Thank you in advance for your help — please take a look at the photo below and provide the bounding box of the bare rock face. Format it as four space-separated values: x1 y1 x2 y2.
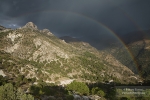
22 22 38 30
41 29 53 36
42 29 50 33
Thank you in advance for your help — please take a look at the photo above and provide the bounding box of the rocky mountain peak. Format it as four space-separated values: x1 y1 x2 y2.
22 22 38 30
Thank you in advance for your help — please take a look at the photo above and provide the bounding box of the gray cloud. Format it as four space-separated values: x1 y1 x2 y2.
0 0 150 49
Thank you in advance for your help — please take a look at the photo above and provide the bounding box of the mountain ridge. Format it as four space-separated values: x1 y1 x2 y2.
0 22 141 85
60 36 82 43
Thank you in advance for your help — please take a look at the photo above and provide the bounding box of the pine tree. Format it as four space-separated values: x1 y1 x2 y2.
0 83 34 100
0 83 16 100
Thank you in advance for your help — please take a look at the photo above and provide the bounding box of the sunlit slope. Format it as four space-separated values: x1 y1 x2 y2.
0 22 140 85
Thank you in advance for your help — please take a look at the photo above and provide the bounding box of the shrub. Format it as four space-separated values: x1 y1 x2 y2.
66 81 89 95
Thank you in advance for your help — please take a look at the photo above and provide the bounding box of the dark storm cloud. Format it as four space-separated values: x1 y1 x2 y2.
0 0 150 49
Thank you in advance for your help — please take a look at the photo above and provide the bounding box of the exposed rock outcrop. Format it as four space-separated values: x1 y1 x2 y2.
22 22 38 30
41 29 53 36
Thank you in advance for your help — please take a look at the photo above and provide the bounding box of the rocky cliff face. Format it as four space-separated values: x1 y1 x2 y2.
0 22 141 84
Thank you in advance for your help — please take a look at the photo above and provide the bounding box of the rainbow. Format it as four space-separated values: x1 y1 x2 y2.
14 10 139 73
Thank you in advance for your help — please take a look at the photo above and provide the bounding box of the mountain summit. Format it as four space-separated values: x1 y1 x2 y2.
22 22 38 30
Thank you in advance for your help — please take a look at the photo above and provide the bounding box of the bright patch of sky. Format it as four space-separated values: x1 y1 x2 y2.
8 23 19 29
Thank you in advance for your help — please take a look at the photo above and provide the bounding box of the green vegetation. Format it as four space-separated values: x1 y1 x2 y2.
66 81 89 95
0 75 7 85
0 83 34 100
91 87 105 97
30 82 68 97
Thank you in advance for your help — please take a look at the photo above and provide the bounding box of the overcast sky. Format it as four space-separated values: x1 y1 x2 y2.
0 0 150 49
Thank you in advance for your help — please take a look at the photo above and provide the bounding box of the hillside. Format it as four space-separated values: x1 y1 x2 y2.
107 31 150 81
128 39 150 80
0 22 140 86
